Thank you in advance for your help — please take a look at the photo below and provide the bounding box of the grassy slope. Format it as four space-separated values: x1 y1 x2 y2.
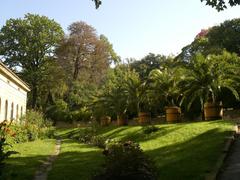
8 120 231 180
96 120 233 180
2 139 56 180
47 139 104 180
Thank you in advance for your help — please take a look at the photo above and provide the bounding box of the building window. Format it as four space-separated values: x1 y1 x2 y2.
16 104 19 120
0 97 1 115
5 100 8 120
21 106 23 117
11 102 14 120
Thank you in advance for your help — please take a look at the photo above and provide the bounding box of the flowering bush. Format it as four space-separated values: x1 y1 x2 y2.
19 110 54 141
5 110 54 145
0 121 18 177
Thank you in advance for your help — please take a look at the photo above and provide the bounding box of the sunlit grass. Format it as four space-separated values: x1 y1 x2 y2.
48 139 104 180
97 120 233 179
2 139 56 180
3 120 233 180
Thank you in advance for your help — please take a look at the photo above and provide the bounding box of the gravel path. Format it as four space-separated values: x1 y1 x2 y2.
34 139 61 180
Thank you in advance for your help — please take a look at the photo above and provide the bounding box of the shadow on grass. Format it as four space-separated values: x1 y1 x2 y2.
55 128 82 139
56 124 184 144
2 140 104 180
2 155 50 180
96 125 183 144
145 128 233 180
48 143 104 180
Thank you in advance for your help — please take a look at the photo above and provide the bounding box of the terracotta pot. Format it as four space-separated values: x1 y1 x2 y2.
165 106 181 123
204 102 223 120
100 116 111 126
138 112 151 125
117 115 127 126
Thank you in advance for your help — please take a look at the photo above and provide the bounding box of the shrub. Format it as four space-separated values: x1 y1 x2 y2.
94 140 157 180
5 125 28 144
45 99 69 122
143 125 159 134
68 109 91 123
90 136 106 148
76 122 106 148
4 110 55 144
0 121 18 177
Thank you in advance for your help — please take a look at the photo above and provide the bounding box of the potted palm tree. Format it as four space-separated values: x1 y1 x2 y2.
149 68 182 123
137 83 152 125
180 52 240 120
124 72 152 125
94 66 140 126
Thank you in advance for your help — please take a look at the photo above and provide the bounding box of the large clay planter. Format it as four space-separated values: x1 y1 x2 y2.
165 106 181 123
100 116 111 126
117 115 127 126
138 112 151 125
204 102 223 120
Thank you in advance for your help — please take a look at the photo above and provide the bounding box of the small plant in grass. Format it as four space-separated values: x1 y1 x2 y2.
91 136 106 148
77 126 106 148
94 140 157 180
143 125 159 134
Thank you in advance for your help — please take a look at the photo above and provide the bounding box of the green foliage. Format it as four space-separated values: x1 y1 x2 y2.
93 0 102 9
93 64 154 120
178 18 240 62
66 122 106 148
5 125 28 144
180 51 240 110
130 53 172 80
46 99 69 122
100 35 120 64
94 140 157 180
92 0 240 11
14 110 55 142
142 125 159 134
0 13 64 108
93 66 138 118
201 0 240 11
149 68 182 107
207 18 240 55
0 121 18 177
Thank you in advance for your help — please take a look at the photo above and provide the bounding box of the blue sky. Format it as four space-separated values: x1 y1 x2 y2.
0 0 240 59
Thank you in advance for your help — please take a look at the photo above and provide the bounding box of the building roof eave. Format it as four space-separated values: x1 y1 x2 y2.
0 62 31 92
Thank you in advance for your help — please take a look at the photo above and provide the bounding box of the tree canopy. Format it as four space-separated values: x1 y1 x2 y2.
177 18 240 62
0 13 64 108
201 0 240 11
92 0 240 11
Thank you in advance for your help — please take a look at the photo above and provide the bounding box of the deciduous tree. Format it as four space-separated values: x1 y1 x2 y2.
57 21 117 85
0 14 64 108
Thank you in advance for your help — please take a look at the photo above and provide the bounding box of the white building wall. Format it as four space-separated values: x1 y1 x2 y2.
0 73 28 122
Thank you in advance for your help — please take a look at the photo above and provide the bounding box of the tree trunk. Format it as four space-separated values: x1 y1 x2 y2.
31 84 37 109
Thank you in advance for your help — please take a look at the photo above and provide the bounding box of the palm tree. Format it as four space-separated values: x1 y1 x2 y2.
149 68 182 122
180 52 240 120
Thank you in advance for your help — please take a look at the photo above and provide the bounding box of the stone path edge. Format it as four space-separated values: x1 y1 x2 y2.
34 139 61 180
205 125 238 180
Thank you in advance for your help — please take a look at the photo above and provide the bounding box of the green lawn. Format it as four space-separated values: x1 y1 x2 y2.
97 120 233 179
48 139 104 180
2 139 56 180
2 120 234 180
55 120 233 180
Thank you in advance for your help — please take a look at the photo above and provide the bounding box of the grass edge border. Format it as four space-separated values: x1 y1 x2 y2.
205 124 238 180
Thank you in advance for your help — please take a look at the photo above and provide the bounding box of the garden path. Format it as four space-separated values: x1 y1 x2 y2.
217 125 240 180
34 139 61 180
